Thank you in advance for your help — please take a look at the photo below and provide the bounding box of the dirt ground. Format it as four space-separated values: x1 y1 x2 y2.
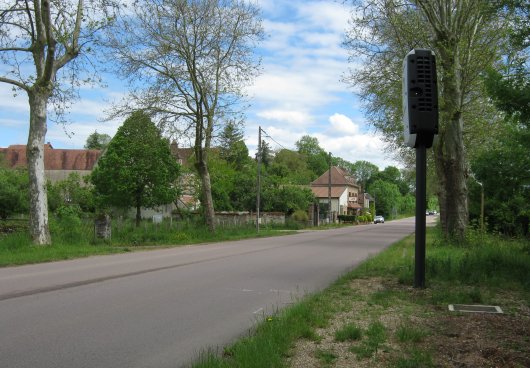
288 278 530 368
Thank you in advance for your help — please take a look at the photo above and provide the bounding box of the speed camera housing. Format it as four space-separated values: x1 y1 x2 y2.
403 49 438 148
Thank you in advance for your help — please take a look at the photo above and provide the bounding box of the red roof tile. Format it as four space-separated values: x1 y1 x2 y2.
0 144 101 170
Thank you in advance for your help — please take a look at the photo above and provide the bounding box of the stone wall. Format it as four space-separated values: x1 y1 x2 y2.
214 211 285 226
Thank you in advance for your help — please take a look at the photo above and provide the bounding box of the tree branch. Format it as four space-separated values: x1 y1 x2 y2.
0 76 29 92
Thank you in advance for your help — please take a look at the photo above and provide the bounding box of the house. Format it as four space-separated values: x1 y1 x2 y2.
310 166 363 222
0 143 101 183
0 142 199 217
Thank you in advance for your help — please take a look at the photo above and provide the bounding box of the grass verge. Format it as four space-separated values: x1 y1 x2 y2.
0 219 296 267
191 227 530 367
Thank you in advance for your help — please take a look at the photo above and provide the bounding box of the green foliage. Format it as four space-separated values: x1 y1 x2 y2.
47 173 95 213
218 121 250 170
261 185 314 215
338 215 356 223
399 194 415 216
291 209 309 222
295 135 329 177
352 160 379 190
209 150 256 212
90 111 181 222
369 179 401 218
269 149 314 184
51 205 84 244
0 168 29 219
84 130 111 150
471 123 529 236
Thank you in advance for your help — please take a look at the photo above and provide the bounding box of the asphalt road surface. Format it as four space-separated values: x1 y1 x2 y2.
0 217 427 368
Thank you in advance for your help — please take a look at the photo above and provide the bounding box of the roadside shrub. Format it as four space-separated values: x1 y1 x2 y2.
291 210 309 222
338 215 356 223
52 205 85 244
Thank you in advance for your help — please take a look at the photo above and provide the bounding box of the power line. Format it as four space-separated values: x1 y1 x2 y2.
259 128 293 152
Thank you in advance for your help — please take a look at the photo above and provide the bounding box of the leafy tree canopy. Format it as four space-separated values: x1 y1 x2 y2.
90 111 181 225
85 131 112 150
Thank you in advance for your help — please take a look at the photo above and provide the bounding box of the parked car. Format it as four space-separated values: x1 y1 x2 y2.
374 215 385 224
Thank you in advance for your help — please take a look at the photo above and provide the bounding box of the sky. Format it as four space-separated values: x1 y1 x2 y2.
0 0 399 169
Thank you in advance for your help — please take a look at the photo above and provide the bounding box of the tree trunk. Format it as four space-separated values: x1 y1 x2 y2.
195 159 215 232
27 91 52 245
135 199 142 227
435 42 469 241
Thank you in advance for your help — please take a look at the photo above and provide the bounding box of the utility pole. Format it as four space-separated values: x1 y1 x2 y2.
328 152 332 224
256 127 262 232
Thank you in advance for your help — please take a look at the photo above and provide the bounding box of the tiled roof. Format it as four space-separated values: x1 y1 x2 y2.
0 144 101 170
311 186 347 198
311 166 359 187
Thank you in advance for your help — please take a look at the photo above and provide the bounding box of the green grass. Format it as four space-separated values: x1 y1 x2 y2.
350 321 388 358
395 324 429 343
395 348 434 368
0 217 296 267
190 226 530 367
315 349 337 365
334 322 362 342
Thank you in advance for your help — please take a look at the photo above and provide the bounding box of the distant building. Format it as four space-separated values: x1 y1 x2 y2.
0 143 101 183
310 166 363 222
0 142 200 217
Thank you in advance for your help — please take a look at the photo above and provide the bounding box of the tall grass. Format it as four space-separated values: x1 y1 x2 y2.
0 216 294 266
353 226 530 291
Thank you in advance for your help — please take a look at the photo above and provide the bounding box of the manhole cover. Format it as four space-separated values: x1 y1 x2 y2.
448 304 503 314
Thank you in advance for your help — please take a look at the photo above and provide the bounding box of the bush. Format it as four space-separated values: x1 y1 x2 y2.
291 210 309 222
52 205 85 244
338 215 356 223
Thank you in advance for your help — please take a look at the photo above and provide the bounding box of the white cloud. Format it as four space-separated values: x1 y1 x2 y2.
257 109 313 126
328 113 359 135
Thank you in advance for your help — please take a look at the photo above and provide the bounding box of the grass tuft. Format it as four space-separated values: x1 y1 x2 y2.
334 323 362 342
396 324 429 343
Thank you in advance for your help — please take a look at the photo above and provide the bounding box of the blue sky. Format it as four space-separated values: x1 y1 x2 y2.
0 0 399 169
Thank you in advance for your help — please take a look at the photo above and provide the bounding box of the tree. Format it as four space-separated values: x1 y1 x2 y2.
258 139 273 167
90 111 181 226
370 179 401 219
351 160 379 191
476 1 529 236
295 135 329 177
85 131 111 150
0 0 117 244
107 0 263 232
269 149 314 185
218 121 251 170
344 0 509 240
371 166 410 196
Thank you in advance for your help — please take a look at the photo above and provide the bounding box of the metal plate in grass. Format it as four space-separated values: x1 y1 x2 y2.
448 304 503 314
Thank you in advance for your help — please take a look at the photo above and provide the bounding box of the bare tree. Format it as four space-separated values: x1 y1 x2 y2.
0 0 117 244
107 0 263 232
344 0 508 240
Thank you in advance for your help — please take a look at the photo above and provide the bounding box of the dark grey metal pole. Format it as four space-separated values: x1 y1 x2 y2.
256 127 261 233
415 143 427 288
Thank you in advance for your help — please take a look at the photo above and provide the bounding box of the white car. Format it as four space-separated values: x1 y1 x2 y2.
374 215 385 224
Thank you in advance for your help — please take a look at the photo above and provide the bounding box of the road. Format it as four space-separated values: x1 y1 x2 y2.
0 217 425 368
